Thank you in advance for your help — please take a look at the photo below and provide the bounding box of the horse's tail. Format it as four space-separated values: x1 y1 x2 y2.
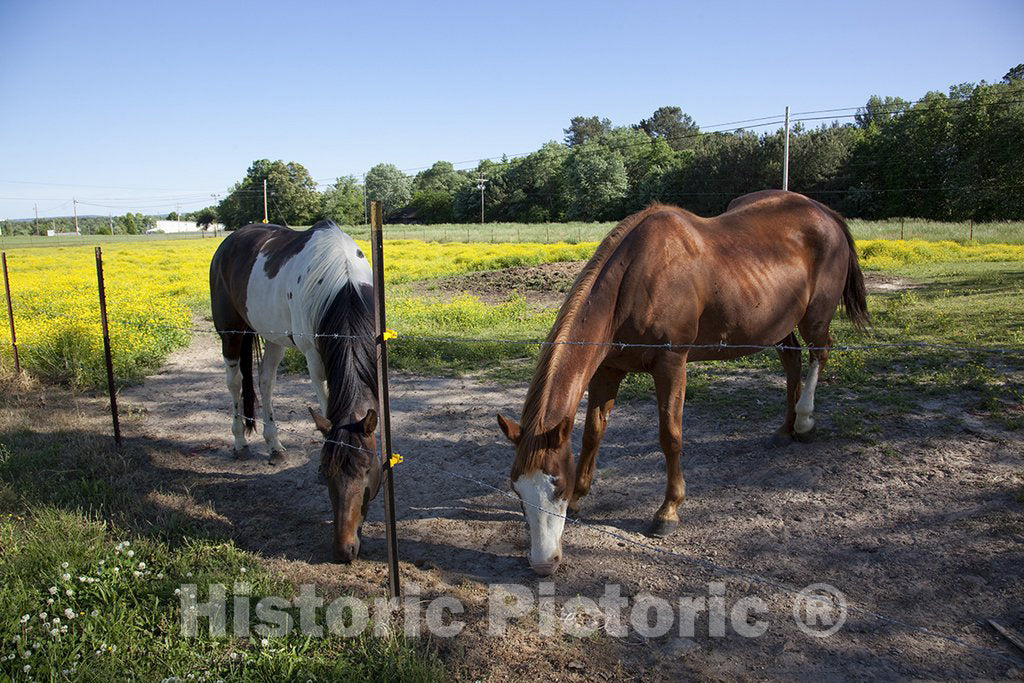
828 207 870 331
240 332 259 435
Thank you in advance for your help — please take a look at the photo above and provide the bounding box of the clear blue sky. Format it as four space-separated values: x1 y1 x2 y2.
0 0 1020 219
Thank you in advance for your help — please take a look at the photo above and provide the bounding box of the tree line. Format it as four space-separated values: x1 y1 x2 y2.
211 66 1020 229
7 66 1019 237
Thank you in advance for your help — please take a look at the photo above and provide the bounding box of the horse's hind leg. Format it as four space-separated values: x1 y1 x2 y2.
772 332 803 445
220 332 250 458
794 321 833 442
259 341 287 465
569 366 625 517
647 353 688 538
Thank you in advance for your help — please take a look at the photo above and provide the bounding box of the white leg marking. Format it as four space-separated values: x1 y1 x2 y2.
305 351 329 415
224 360 247 451
513 471 568 573
259 342 287 453
794 359 819 434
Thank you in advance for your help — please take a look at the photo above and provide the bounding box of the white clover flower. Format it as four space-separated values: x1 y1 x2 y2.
126 550 135 558
261 638 269 647
48 586 57 594
99 559 105 565
50 629 59 637
52 617 60 625
38 612 46 620
60 626 67 633
23 665 31 673
91 610 99 617
133 571 142 578
229 652 237 660
20 614 29 623
47 598 54 605
64 608 75 619
174 588 181 596
138 562 146 570
113 567 119 574
156 573 164 579
65 589 73 596
61 562 69 569
186 572 192 578
62 573 71 581
240 567 247 574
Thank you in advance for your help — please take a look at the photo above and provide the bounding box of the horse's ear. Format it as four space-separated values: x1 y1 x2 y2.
497 414 521 444
360 409 378 435
546 415 573 448
308 406 332 436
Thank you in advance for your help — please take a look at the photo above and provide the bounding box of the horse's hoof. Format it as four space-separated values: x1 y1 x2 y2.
232 446 251 460
768 431 794 447
645 519 679 538
793 426 817 443
268 450 287 466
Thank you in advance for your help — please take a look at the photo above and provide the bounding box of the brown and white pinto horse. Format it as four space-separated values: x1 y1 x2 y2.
210 220 382 562
497 191 869 575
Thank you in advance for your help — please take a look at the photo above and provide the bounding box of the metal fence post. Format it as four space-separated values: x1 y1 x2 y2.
370 201 401 599
2 252 20 375
94 247 122 447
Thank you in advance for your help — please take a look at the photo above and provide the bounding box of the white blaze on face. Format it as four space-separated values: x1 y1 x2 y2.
513 470 568 573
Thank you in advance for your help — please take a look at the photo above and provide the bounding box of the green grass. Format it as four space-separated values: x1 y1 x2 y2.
5 218 1020 250
0 401 443 682
0 232 217 250
847 218 1024 244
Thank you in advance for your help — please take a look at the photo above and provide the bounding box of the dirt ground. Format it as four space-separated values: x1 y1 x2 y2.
116 265 1024 680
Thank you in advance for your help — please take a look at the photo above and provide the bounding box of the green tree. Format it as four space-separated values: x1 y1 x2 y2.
194 206 218 232
166 211 179 221
1002 63 1024 84
217 159 320 230
564 115 612 147
637 106 700 150
364 163 412 217
565 140 628 220
320 176 365 225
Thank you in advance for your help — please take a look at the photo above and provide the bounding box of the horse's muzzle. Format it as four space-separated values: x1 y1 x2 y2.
334 541 360 564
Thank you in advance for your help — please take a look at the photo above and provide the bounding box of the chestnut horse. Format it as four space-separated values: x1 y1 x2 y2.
210 220 382 562
497 191 869 575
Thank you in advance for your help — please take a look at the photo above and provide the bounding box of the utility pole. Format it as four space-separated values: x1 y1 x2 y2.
33 204 38 235
73 198 80 234
782 105 791 191
262 179 269 223
476 177 487 224
109 214 114 235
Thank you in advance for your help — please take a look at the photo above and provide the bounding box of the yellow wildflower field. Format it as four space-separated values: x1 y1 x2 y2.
2 233 1023 387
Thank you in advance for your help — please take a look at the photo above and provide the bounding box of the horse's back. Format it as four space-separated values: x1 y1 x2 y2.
210 222 370 344
597 194 853 357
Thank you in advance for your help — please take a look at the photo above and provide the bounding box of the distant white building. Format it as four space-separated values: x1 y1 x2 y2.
147 219 223 234
46 229 81 237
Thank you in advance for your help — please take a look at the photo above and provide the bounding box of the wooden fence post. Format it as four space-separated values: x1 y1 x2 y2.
94 247 122 447
370 201 401 599
2 253 20 375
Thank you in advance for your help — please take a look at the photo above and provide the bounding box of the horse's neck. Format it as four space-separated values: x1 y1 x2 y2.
527 298 611 433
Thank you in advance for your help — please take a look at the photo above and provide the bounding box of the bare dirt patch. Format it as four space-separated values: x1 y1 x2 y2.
410 262 585 307
115 313 1024 680
410 263 915 309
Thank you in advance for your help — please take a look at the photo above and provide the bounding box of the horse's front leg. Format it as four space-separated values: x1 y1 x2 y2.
259 341 287 465
647 353 688 538
569 366 625 517
303 349 329 416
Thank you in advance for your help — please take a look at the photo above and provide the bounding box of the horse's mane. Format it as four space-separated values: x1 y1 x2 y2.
515 204 673 468
303 223 377 477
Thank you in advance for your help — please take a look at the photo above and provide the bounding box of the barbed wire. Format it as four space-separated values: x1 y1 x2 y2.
3 310 1024 357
